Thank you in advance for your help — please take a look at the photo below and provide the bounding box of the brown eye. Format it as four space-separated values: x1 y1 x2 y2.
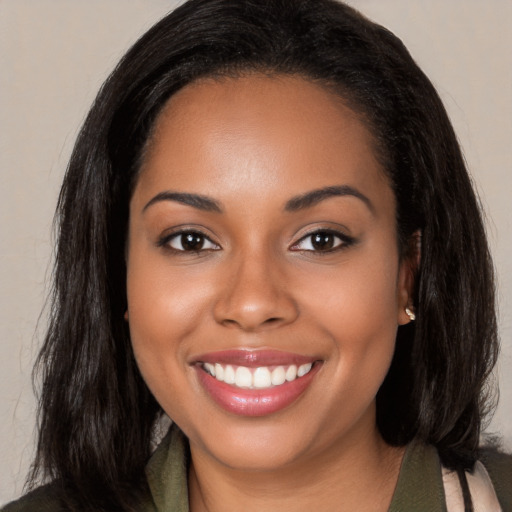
291 230 355 253
311 232 336 251
166 231 219 252
182 233 205 250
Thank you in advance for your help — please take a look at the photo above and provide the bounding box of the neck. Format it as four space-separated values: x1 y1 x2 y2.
188 426 405 512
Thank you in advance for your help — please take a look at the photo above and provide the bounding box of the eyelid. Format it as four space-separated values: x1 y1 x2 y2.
157 226 221 252
289 227 355 252
156 225 354 254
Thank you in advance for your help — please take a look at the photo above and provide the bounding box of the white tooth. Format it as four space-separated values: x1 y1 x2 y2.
271 366 286 386
235 366 252 388
224 365 235 384
253 367 272 388
215 363 224 381
285 365 297 381
204 362 215 377
297 363 312 377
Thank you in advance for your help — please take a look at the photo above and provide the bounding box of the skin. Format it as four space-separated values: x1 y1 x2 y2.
126 74 415 511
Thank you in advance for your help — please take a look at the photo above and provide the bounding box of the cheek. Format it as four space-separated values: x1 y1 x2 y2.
125 242 237 417
298 251 400 379
127 245 214 336
126 269 202 422
300 250 400 327
125 247 211 387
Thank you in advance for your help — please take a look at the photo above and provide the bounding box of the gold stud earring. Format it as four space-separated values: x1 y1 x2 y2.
405 307 416 321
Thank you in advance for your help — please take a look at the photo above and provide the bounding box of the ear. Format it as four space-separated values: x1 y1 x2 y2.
124 310 129 321
397 230 421 325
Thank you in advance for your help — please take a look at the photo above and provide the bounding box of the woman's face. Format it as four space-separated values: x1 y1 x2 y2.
126 74 413 471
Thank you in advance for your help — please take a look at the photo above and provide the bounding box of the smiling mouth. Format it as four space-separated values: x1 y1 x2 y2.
193 350 321 416
201 362 314 390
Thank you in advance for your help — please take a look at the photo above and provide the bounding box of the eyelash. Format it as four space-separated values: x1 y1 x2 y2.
157 229 220 254
290 229 356 254
157 228 355 255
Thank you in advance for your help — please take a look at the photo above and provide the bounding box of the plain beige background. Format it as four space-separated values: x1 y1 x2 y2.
1 0 511 505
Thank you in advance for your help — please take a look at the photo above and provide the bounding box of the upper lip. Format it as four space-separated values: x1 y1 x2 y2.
191 349 319 367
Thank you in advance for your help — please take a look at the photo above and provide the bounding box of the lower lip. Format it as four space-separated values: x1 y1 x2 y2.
195 363 320 417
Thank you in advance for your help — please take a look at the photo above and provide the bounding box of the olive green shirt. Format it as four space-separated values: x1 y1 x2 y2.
3 425 511 511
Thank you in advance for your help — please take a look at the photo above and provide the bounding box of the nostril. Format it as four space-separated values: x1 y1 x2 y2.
221 316 283 330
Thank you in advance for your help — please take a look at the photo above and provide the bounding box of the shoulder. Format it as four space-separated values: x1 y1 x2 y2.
479 447 512 511
1 484 64 512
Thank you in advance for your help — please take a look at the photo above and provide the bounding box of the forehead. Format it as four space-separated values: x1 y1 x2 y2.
136 73 392 209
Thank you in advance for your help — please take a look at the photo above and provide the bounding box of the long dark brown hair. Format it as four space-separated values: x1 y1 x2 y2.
29 0 498 510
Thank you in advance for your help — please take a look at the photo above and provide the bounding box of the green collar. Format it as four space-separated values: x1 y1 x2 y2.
146 425 447 512
388 441 447 511
146 425 190 512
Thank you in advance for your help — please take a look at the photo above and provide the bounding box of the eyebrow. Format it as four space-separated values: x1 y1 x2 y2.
142 185 373 215
143 191 222 213
284 185 374 214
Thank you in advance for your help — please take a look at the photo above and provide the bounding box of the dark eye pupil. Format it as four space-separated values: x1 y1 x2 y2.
182 233 204 250
312 233 334 250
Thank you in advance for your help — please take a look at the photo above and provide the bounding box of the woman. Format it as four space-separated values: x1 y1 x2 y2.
3 0 511 510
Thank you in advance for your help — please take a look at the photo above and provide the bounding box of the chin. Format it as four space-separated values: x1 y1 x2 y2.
183 409 329 473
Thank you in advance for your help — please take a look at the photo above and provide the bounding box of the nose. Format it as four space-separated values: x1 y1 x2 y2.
213 251 299 332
